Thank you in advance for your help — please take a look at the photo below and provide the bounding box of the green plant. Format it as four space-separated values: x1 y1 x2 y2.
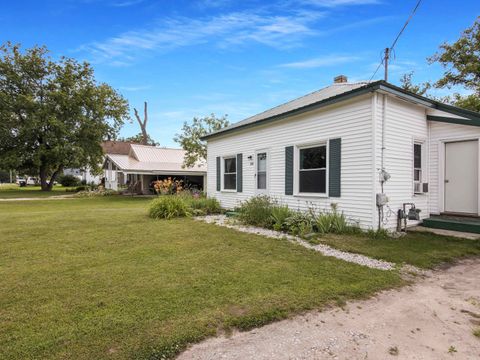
473 328 480 338
271 205 293 231
74 188 118 197
284 211 315 237
149 196 191 219
367 228 391 240
182 194 221 215
315 204 361 235
238 195 274 228
58 174 80 187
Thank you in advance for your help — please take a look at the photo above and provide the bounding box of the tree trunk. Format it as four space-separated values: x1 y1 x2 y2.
39 165 50 191
134 101 149 145
47 168 62 191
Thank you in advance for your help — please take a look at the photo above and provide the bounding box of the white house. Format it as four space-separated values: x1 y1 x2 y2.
202 76 480 231
103 142 207 194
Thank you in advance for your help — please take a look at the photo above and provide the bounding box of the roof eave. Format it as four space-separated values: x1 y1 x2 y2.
201 81 480 141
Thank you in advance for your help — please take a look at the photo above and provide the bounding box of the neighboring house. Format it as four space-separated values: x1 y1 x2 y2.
202 76 480 231
63 168 101 184
103 142 206 194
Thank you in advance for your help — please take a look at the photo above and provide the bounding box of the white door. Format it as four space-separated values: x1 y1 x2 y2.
445 140 478 214
256 151 268 194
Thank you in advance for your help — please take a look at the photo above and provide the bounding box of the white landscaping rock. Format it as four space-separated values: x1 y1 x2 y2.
196 215 395 271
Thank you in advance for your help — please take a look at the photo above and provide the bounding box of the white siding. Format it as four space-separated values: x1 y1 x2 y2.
374 95 429 229
428 121 480 215
207 95 376 229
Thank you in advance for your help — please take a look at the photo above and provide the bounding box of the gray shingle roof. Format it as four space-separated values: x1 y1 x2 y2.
204 82 371 139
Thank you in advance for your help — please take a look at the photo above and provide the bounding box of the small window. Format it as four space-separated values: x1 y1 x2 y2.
257 152 267 190
414 143 422 182
223 157 237 190
299 145 327 193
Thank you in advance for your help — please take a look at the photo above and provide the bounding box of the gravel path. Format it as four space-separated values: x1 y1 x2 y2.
178 259 480 360
197 215 394 270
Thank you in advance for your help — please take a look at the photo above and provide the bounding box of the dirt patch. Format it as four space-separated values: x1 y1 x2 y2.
178 259 480 359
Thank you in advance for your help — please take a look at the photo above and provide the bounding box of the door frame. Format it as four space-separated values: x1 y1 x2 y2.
254 149 270 195
438 136 480 215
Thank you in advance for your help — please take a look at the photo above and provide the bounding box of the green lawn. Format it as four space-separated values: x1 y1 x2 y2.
0 197 402 360
0 184 75 199
316 232 480 269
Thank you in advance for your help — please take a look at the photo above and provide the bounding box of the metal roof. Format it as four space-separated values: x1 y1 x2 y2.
106 145 206 174
202 80 480 140
203 82 371 139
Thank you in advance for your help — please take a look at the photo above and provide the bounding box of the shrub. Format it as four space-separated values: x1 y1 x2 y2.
271 205 293 231
237 196 274 228
188 197 221 215
149 196 190 219
366 228 391 239
315 204 362 235
58 174 80 187
153 177 183 195
284 211 315 237
74 188 118 197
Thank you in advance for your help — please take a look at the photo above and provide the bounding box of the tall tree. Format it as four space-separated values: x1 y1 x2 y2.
133 101 149 145
0 43 129 190
409 16 480 112
174 114 229 168
399 72 431 96
119 133 159 146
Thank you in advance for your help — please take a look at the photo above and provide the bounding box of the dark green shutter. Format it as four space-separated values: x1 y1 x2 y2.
285 146 294 195
236 153 243 192
216 156 221 191
329 138 341 197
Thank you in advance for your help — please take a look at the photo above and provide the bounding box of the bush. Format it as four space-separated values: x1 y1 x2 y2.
149 196 190 219
366 228 391 239
284 211 315 237
271 205 293 231
149 194 221 219
185 196 221 215
74 188 118 197
58 174 80 187
237 196 274 228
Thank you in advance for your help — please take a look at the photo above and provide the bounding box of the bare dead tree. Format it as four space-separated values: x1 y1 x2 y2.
133 101 149 145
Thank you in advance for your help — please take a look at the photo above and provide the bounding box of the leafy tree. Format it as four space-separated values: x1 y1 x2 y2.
400 17 480 112
0 43 129 190
174 114 229 168
119 133 159 146
428 17 480 112
399 72 431 96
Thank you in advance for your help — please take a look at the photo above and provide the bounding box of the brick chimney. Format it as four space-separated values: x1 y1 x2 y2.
334 75 348 84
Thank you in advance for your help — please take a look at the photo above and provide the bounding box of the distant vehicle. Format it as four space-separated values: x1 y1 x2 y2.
16 177 27 187
26 177 39 185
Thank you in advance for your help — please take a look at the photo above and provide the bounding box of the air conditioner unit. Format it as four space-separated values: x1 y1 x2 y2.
414 182 429 194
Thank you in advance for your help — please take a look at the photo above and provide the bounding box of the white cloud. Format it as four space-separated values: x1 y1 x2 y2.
301 0 380 7
79 10 325 64
279 55 361 68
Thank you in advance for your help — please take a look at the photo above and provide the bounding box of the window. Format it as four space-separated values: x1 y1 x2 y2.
223 157 237 190
299 144 327 193
257 152 267 190
414 143 422 182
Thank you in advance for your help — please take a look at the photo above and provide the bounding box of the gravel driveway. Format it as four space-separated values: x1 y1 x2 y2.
178 259 480 360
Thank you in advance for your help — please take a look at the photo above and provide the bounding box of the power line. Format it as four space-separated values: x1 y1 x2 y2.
369 0 423 82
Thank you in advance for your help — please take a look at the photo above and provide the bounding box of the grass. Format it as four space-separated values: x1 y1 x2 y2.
0 184 75 199
0 196 402 360
316 231 480 269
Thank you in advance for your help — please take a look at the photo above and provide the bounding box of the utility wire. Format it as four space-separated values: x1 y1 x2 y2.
369 0 423 82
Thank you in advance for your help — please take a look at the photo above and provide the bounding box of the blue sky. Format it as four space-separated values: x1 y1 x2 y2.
1 0 478 146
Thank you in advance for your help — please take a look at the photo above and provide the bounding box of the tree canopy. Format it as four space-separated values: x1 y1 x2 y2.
401 16 480 112
174 114 229 168
0 43 129 190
